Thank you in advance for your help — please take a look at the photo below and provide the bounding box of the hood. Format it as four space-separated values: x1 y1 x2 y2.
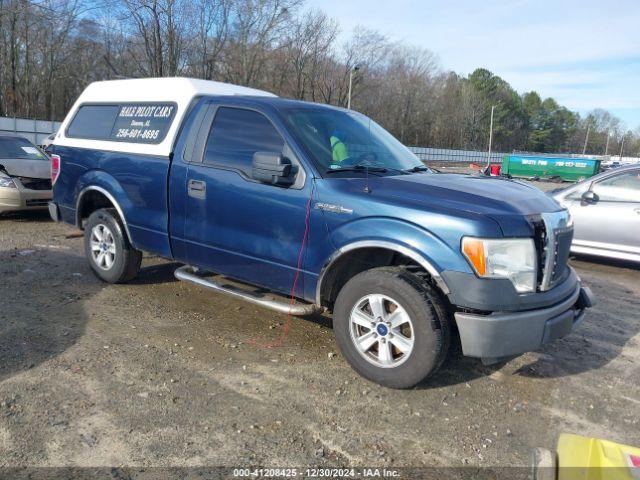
0 158 50 179
341 173 563 236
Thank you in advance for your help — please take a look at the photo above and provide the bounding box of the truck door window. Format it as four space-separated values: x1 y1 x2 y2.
592 170 640 202
203 107 284 176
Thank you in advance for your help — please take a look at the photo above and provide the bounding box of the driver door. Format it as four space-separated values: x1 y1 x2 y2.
182 104 317 297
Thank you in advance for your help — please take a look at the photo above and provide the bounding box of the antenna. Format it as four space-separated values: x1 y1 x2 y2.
363 165 371 193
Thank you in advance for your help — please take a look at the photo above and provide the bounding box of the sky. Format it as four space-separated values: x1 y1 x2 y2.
306 0 640 130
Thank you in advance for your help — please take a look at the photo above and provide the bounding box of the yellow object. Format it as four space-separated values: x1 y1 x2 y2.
557 433 640 480
330 135 349 163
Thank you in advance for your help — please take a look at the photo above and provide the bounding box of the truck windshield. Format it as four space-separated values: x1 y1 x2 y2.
0 136 48 161
281 107 428 175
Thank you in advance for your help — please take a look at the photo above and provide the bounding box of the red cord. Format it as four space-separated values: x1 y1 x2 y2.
249 181 315 349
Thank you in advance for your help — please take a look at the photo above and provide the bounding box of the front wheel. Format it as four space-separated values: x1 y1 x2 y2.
84 208 142 283
333 267 450 389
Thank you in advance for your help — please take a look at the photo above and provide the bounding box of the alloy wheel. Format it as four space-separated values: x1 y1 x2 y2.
349 294 415 368
90 223 116 270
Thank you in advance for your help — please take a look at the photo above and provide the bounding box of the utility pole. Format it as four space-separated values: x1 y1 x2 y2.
582 123 590 154
486 105 495 170
619 134 626 162
604 131 610 155
347 64 360 110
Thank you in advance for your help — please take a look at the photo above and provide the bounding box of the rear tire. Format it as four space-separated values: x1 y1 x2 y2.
84 208 141 283
333 267 450 389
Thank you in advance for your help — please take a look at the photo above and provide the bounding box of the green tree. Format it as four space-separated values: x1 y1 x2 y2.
465 68 527 151
522 93 578 152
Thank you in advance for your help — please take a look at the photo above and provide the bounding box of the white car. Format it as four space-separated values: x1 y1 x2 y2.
553 164 640 263
40 132 57 150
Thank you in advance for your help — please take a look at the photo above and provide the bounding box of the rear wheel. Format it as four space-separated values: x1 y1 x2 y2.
84 208 141 283
333 267 450 389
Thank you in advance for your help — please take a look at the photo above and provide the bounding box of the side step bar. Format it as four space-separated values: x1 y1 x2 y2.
174 265 321 316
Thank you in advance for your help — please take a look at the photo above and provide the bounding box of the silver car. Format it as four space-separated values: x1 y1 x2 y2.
553 164 640 263
0 134 52 214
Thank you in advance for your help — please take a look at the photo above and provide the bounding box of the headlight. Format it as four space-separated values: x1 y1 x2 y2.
462 237 537 293
0 173 16 188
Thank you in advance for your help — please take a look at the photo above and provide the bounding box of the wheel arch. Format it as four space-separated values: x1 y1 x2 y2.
315 240 450 309
75 186 132 241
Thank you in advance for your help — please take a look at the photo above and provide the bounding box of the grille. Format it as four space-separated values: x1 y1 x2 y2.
539 211 573 291
26 199 49 207
550 228 573 285
531 218 547 290
19 177 52 191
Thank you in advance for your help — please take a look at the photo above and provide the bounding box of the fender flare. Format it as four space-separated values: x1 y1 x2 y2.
75 185 133 241
315 240 450 306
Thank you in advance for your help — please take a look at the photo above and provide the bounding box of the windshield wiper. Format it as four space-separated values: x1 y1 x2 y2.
404 165 430 173
325 165 388 174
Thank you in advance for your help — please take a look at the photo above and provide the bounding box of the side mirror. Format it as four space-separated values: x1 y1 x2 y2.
252 152 294 186
581 190 598 204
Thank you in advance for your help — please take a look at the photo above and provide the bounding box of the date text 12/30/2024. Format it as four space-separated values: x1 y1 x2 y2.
233 468 400 478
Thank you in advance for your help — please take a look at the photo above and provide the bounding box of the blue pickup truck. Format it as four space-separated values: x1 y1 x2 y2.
48 78 594 388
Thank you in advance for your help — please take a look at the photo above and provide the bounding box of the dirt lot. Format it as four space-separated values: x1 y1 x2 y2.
0 186 639 473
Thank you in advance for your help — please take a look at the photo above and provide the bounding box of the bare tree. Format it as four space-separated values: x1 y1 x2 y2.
223 0 301 86
188 0 230 79
121 0 189 76
284 9 337 99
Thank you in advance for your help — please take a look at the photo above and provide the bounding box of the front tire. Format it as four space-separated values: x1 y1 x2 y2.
333 267 450 389
84 208 142 283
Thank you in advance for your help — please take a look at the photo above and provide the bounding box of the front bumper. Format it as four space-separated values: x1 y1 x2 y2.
454 283 595 360
0 186 52 213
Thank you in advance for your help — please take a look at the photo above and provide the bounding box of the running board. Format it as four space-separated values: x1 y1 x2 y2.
174 265 321 316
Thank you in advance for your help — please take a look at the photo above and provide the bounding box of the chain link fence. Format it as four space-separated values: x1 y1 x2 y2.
408 146 640 165
408 146 504 164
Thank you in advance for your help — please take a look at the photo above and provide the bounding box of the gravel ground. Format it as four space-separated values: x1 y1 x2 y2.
0 182 639 473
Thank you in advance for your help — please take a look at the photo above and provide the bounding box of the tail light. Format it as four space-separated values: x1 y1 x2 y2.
51 154 61 185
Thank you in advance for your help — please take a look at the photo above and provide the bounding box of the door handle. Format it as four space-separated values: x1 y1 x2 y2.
187 179 206 199
634 208 640 215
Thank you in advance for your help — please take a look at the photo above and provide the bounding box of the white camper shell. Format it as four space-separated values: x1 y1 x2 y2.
53 77 275 157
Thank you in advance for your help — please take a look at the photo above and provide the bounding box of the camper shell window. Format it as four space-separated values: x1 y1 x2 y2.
66 103 177 144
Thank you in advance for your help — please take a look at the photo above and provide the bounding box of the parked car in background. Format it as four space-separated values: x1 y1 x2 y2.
553 165 640 263
0 134 52 214
603 161 622 170
40 132 57 151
